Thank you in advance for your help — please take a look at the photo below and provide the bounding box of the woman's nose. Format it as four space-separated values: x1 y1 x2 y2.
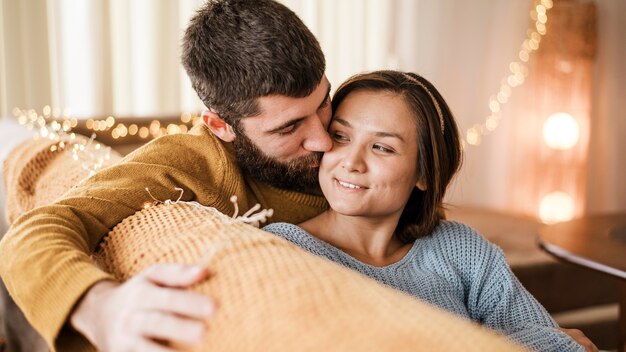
341 147 366 173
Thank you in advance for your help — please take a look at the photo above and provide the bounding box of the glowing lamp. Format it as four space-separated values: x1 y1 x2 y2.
539 191 575 224
543 112 580 150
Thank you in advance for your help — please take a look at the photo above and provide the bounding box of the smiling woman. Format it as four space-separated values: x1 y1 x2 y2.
320 90 421 221
264 70 587 352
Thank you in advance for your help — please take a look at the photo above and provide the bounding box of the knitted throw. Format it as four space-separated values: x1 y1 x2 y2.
3 137 122 224
95 201 523 351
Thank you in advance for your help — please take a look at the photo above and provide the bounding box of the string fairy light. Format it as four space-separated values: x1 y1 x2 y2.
12 107 113 175
12 106 205 173
86 113 201 140
14 106 202 143
466 0 553 146
69 134 114 176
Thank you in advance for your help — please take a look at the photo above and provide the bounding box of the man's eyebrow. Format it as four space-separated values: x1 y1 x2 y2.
332 117 405 142
318 85 331 109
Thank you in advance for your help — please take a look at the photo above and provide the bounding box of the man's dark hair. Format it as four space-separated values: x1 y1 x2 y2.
182 0 326 125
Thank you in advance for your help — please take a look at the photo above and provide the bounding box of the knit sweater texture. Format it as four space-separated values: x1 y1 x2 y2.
0 125 327 351
263 221 584 352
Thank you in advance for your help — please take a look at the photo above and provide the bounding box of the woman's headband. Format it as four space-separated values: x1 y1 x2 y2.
402 73 445 135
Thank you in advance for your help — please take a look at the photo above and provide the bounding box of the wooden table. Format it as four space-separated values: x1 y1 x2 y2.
538 213 626 352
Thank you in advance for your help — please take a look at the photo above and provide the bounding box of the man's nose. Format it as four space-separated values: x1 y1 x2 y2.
302 116 332 153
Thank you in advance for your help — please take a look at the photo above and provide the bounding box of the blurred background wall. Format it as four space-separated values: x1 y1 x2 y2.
1 0 624 220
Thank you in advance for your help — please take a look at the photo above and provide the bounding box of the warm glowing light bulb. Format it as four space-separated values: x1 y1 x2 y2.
106 116 116 127
543 112 579 150
537 13 548 24
539 191 575 224
17 114 27 125
139 127 150 139
519 50 529 61
118 124 128 137
466 129 481 145
485 116 499 131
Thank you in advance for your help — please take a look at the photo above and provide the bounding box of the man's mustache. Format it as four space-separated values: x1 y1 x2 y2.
285 152 323 174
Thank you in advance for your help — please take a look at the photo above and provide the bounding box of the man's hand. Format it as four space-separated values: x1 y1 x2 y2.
560 328 598 352
71 263 214 351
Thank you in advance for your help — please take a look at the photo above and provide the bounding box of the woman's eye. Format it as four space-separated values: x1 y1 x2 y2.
373 144 394 153
331 131 348 142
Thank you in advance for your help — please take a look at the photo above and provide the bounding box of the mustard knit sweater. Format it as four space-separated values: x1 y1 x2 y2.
0 125 327 350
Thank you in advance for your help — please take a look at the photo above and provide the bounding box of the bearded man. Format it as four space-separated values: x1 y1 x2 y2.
0 1 331 350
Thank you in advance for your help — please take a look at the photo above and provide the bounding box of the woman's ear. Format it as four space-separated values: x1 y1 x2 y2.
416 179 427 191
202 110 236 142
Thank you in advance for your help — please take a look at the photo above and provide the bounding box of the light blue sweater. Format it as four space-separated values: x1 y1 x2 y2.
263 220 583 352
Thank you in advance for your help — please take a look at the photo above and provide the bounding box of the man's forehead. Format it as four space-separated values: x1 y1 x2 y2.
251 77 330 126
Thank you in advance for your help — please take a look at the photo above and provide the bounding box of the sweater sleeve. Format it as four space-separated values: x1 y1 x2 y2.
0 129 236 351
459 227 584 352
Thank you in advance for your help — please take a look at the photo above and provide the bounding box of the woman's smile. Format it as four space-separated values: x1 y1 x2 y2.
335 178 367 191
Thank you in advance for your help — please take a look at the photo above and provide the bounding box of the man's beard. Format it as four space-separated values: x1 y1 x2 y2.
233 132 323 194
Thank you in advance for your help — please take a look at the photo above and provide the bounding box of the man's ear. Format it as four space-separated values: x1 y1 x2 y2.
416 179 427 191
202 110 236 142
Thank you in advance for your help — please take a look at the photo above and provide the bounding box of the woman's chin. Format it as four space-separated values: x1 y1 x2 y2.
327 201 365 217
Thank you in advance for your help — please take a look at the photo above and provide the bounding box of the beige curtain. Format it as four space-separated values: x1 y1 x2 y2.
0 1 53 117
280 0 396 87
0 0 205 118
1 0 624 215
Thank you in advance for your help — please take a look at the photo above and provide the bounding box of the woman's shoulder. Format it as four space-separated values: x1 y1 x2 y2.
431 220 488 245
425 220 503 263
